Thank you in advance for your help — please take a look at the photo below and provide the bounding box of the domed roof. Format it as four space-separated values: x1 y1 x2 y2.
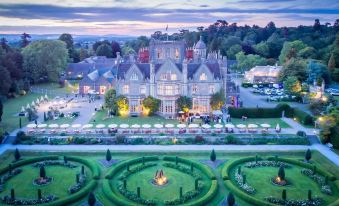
195 36 206 49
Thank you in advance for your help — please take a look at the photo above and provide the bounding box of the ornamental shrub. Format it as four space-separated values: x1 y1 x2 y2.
210 149 216 162
227 192 235 206
278 166 285 180
106 149 112 161
305 149 312 162
88 191 96 206
40 166 46 178
282 189 286 200
14 148 21 161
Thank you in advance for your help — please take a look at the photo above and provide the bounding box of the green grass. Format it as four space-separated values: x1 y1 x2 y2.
229 118 291 128
0 150 338 206
231 164 339 205
0 93 43 133
91 110 178 126
44 116 76 125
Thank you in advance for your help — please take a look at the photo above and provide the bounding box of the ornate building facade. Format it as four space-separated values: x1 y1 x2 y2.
69 37 232 118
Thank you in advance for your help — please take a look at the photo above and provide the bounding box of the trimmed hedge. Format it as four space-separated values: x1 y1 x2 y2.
221 157 257 180
162 156 216 180
293 108 314 125
102 180 135 206
181 180 218 206
44 180 97 206
65 156 101 180
106 156 159 179
224 180 275 206
0 156 59 175
266 156 336 181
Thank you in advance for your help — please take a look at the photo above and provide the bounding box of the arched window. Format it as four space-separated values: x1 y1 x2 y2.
200 73 207 81
130 72 138 80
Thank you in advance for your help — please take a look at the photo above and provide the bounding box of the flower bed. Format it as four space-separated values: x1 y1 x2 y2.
265 196 323 206
234 173 256 194
244 161 291 169
1 194 57 205
68 174 86 194
32 160 77 168
33 177 53 186
0 169 22 192
301 169 332 195
162 162 201 179
164 182 204 205
118 162 157 180
117 183 156 206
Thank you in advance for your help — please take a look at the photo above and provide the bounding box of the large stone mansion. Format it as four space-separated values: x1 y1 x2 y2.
66 37 238 117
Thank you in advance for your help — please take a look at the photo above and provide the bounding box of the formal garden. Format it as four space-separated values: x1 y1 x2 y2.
0 149 338 206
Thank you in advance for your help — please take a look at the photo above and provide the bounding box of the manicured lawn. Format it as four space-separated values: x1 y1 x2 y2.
229 118 291 128
44 116 76 125
0 150 337 206
0 93 43 133
90 110 178 126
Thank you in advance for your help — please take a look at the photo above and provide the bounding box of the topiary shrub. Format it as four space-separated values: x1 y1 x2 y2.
305 149 312 162
14 148 21 161
210 149 216 162
106 149 112 162
227 192 235 206
297 131 306 137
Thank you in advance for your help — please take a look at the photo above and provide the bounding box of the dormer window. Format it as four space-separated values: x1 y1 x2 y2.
200 73 207 81
171 73 177 80
130 72 138 80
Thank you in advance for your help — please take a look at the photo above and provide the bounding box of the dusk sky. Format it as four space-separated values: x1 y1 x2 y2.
0 0 338 36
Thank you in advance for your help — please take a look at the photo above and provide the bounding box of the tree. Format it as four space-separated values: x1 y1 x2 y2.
279 40 306 63
40 166 46 178
226 192 235 206
96 44 113 58
306 60 331 85
254 41 270 58
305 149 312 162
0 38 10 52
111 41 121 58
14 148 20 161
176 96 192 113
79 48 89 61
210 90 225 110
283 76 301 95
0 99 3 122
278 166 285 180
328 53 336 73
3 50 23 80
210 149 216 162
58 33 76 62
227 45 242 60
106 149 112 162
236 52 266 72
22 40 68 83
104 89 117 112
0 65 12 95
88 192 96 206
116 95 129 115
142 96 160 115
20 33 31 48
279 58 307 82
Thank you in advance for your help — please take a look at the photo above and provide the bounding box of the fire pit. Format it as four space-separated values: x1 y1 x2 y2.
152 169 168 186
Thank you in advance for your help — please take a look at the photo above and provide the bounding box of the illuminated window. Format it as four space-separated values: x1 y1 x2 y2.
200 73 207 81
175 48 179 59
192 84 198 94
123 85 129 94
171 73 177 80
130 72 138 80
160 73 167 80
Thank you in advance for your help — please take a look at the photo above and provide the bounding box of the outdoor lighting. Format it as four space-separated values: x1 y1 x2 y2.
153 170 167 186
318 117 323 122
321 96 327 102
293 118 297 121
276 177 281 183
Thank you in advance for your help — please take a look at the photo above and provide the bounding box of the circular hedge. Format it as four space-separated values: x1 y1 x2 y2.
0 156 100 206
104 156 218 206
221 156 339 206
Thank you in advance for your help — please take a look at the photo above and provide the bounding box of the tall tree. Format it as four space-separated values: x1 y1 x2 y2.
176 96 192 113
328 53 336 73
0 99 3 122
22 40 68 83
79 48 89 61
104 89 117 112
210 90 225 110
0 38 10 52
0 65 12 95
306 60 331 84
279 58 307 82
20 33 31 48
111 41 121 58
279 40 306 63
96 44 113 58
142 96 161 115
283 76 301 95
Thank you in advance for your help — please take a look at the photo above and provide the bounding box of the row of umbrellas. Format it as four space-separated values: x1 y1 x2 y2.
21 95 49 112
27 123 280 130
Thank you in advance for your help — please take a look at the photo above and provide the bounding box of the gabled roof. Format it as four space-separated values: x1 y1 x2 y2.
187 63 221 79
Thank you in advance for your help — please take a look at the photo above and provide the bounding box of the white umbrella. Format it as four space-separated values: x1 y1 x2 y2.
108 124 118 128
21 106 25 112
45 94 48 99
37 124 47 128
237 124 246 129
40 96 44 101
260 124 271 128
202 124 211 129
214 124 223 128
212 110 223 115
225 124 235 128
120 124 129 128
96 124 105 129
131 124 140 128
177 124 186 128
71 124 82 128
83 124 93 129
27 123 37 128
60 124 70 128
49 124 59 128
31 103 35 107
142 124 151 128
154 124 163 128
165 124 174 128
31 101 35 106
36 100 40 105
178 111 184 114
188 124 199 128
248 124 258 128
